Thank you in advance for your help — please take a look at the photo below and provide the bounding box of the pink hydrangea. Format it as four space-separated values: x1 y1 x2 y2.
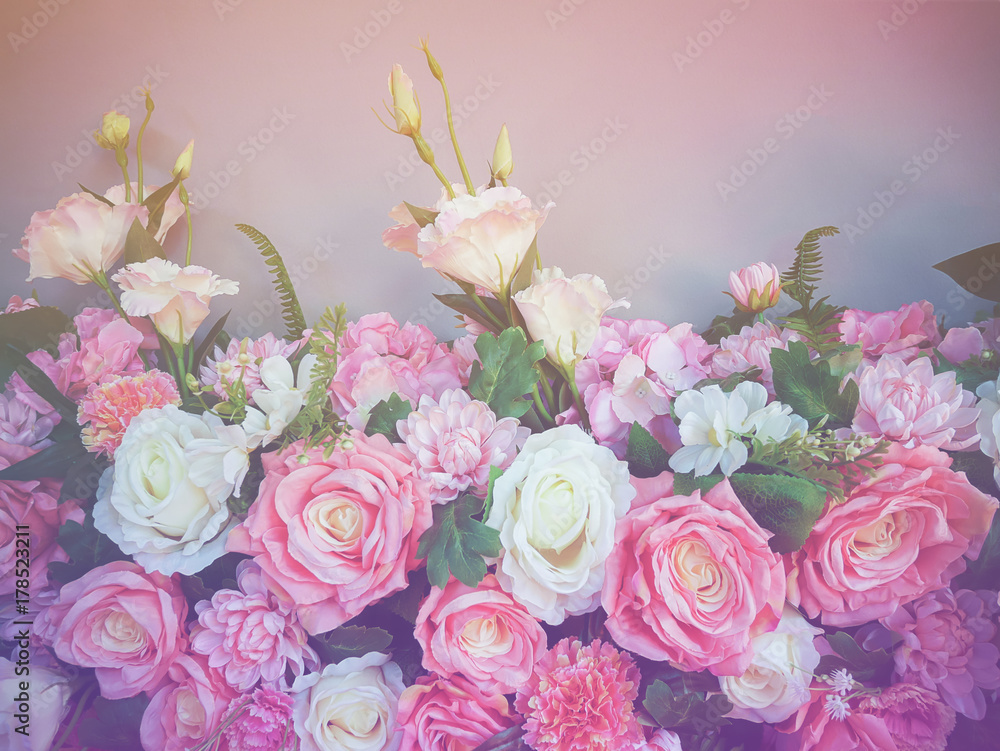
712 322 800 394
852 355 980 451
587 317 670 371
220 688 297 751
200 333 300 403
858 683 956 751
396 389 527 503
398 674 515 751
78 370 181 457
189 560 319 691
514 638 644 751
839 300 940 365
330 313 463 430
883 587 1000 720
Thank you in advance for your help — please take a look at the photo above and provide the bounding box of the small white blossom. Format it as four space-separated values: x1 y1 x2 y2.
827 668 855 696
824 692 852 721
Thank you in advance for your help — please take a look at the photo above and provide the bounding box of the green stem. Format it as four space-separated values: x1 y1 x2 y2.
135 95 155 203
180 183 193 264
51 682 97 751
565 364 590 431
537 368 558 413
115 150 131 203
530 383 554 424
469 291 507 331
438 79 475 195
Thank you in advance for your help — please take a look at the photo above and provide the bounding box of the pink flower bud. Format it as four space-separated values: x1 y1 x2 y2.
726 262 782 313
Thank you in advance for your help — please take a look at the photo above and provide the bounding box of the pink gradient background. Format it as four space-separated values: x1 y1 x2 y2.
2 0 999 339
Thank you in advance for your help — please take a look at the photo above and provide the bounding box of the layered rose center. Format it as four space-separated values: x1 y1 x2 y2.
308 497 363 551
851 511 909 561
460 614 514 658
175 688 207 738
97 607 146 654
671 538 730 610
524 475 585 553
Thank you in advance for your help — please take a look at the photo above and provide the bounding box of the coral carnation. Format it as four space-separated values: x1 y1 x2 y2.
221 688 297 751
78 369 181 456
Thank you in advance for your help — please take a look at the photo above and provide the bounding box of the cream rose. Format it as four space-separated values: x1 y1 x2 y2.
291 652 405 751
93 405 243 576
485 423 635 625
1 658 72 751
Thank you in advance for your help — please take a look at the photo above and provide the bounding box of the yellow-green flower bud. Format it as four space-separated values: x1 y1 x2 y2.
94 110 130 151
492 123 513 181
172 139 194 180
389 64 420 136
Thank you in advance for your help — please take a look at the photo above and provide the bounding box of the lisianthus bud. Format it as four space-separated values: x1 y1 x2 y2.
727 262 782 313
492 123 513 181
419 37 445 82
389 64 420 136
94 110 130 150
172 140 194 179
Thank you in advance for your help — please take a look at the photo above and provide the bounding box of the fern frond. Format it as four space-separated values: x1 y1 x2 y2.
235 223 308 340
780 226 839 308
780 297 847 355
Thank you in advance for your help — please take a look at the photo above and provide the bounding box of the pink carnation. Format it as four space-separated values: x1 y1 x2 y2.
221 688 297 751
78 369 181 456
787 443 998 627
398 674 515 751
189 560 320 692
397 389 527 503
514 638 643 751
883 587 1000 720
227 430 433 634
839 300 940 365
711 321 800 393
858 683 956 751
852 355 979 451
200 333 300 403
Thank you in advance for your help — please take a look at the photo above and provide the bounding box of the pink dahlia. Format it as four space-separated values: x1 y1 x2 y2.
190 561 319 691
884 587 1000 720
200 333 300 403
514 638 643 751
711 322 800 394
78 370 181 457
852 355 979 451
397 389 527 503
839 300 940 365
221 688 297 751
398 674 515 751
858 683 956 751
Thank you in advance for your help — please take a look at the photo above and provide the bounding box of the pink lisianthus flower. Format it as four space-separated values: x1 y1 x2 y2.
78 369 181 457
838 300 940 365
851 355 980 451
103 181 184 245
396 389 527 503
787 443 998 628
113 258 238 345
398 674 515 751
189 560 320 691
13 191 144 284
514 638 644 751
858 683 956 751
711 322 800 394
200 332 301 403
220 688 297 751
726 261 782 313
381 184 468 256
2 294 39 313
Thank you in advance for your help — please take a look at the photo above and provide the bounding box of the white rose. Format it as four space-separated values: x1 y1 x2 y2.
93 405 241 576
977 376 1000 487
720 605 822 723
291 652 404 751
486 423 635 625
1 658 72 751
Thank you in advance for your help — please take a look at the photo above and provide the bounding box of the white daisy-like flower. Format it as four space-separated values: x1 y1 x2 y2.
824 692 852 721
826 668 855 696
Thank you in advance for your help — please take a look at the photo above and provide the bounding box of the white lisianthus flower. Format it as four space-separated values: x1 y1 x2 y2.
486 423 636 625
720 605 823 723
93 405 240 576
243 354 317 449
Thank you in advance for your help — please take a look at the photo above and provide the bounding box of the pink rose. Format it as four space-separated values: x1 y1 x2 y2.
13 192 144 284
414 573 547 695
113 258 238 344
227 431 433 634
787 443 998 627
938 326 985 364
839 301 940 365
602 473 786 676
36 560 188 699
398 674 514 751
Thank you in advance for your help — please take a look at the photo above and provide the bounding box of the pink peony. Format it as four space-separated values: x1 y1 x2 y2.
78 369 181 456
227 430 433 634
36 560 188 699
839 300 940 365
514 638 644 751
726 261 782 313
414 573 547 695
851 355 980 451
858 683 956 751
711 322 800 394
787 443 998 627
602 473 786 676
398 674 515 751
190 560 319 692
221 688 297 751
450 334 481 386
139 652 238 751
635 729 683 751
200 332 301 403
633 323 717 397
396 389 527 503
883 587 1000 720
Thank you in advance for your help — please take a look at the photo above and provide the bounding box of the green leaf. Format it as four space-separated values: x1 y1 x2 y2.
701 308 755 345
76 182 116 206
816 631 894 684
509 236 539 296
416 493 502 588
780 226 840 308
310 624 393 663
403 201 439 228
468 328 544 419
236 223 308 339
365 393 412 441
625 422 671 478
378 567 430 625
770 341 857 428
141 176 181 239
643 679 732 733
728 473 827 553
673 471 725 496
0 306 72 367
933 241 1000 302
59 451 107 503
819 344 863 381
483 464 504 520
933 351 999 391
433 293 508 335
48 510 129 585
77 695 149 751
1 343 79 422
472 726 528 751
0 435 91 485
191 311 231 371
123 217 167 264
691 367 763 393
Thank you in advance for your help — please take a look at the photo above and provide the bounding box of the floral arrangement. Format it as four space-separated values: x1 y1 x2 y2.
2 41 1000 751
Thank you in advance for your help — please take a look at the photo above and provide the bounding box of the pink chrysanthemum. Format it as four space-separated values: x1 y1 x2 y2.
200 332 300 403
859 683 956 751
514 638 643 751
78 370 181 457
396 389 527 503
222 688 298 751
189 561 319 692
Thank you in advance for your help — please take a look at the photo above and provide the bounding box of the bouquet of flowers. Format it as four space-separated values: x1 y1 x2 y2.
2 41 999 751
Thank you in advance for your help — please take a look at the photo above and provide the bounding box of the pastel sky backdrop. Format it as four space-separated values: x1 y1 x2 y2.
2 0 999 339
